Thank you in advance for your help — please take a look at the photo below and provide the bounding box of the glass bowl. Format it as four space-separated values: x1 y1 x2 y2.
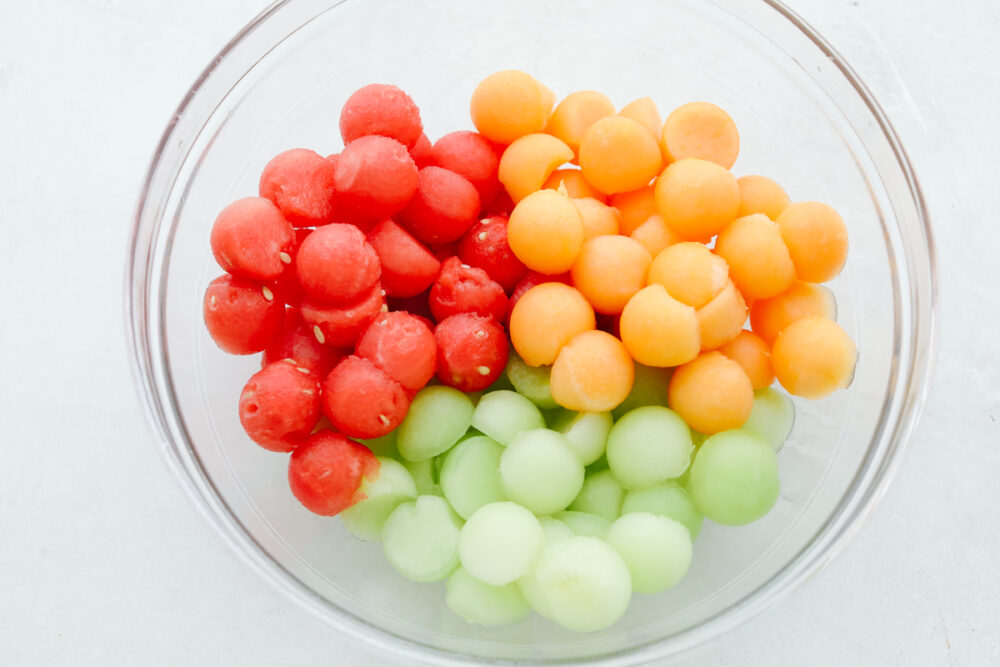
125 0 936 664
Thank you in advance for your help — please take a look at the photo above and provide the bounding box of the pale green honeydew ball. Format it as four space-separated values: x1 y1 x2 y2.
612 363 673 420
340 457 418 541
554 511 612 539
688 429 780 526
516 517 575 619
440 435 506 519
446 566 530 626
551 410 613 466
506 352 560 409
500 429 584 515
403 458 442 497
742 388 795 451
621 480 703 539
568 469 625 521
534 536 632 632
359 430 398 457
397 386 474 462
459 502 543 585
606 406 693 490
606 512 693 594
471 390 546 445
382 495 463 582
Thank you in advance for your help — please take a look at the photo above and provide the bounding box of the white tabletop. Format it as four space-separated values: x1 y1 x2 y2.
1 0 997 664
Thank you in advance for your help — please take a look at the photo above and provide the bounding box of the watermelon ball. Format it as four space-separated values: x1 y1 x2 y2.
431 241 460 262
430 131 501 203
288 430 379 516
366 219 441 298
386 291 435 326
300 282 385 348
239 360 322 452
334 135 418 225
400 166 481 245
429 257 508 322
269 227 311 307
457 215 529 292
409 132 434 168
340 83 423 149
322 355 411 439
505 270 571 323
483 188 515 217
262 308 346 376
210 197 295 282
203 274 285 355
296 223 380 304
258 148 339 227
434 313 508 392
356 311 437 392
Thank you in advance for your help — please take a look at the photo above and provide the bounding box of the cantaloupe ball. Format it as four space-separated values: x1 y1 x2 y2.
696 280 747 350
719 330 774 389
499 134 574 203
750 281 837 344
471 70 553 144
610 185 657 235
619 284 700 367
546 91 617 157
572 197 620 240
668 351 753 434
776 202 849 282
715 214 796 301
661 102 740 169
655 158 740 241
509 283 596 366
508 190 585 274
629 214 681 257
551 331 634 412
536 81 556 115
647 242 729 309
737 175 790 220
544 169 607 202
772 316 857 398
571 235 651 315
579 117 663 195
618 97 662 140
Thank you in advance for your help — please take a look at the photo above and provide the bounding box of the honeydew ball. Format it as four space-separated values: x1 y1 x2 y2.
471 389 545 445
446 567 530 627
340 457 418 541
505 353 559 409
621 481 703 540
440 436 506 519
607 406 693 490
397 385 474 461
500 429 585 515
459 502 543 585
568 469 625 521
743 388 795 451
554 511 612 539
687 430 779 526
382 495 463 582
551 409 613 466
606 512 693 594
612 364 673 420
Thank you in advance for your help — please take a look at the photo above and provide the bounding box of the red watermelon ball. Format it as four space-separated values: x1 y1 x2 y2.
203 274 285 355
239 360 322 452
258 148 339 227
429 256 508 322
300 282 385 348
430 131 501 204
434 313 508 392
210 197 295 282
322 356 411 439
288 430 379 516
340 83 423 149
296 223 380 305
262 308 346 376
409 132 434 168
399 166 480 245
334 135 418 225
365 219 441 298
356 311 436 392
457 214 528 293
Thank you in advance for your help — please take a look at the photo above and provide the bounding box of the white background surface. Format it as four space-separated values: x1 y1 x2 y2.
1 0 998 664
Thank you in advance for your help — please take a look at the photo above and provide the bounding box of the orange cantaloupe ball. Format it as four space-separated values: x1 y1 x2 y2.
498 134 574 203
776 202 849 282
579 116 663 195
546 91 617 157
618 97 663 140
714 213 796 301
470 70 552 144
668 351 753 434
719 330 774 389
509 283 596 367
507 190 584 274
570 235 652 315
696 280 747 350
550 330 634 412
610 185 657 236
619 284 701 367
629 213 682 257
536 81 556 116
737 175 790 220
544 168 607 202
661 101 740 169
772 316 857 399
647 241 729 308
749 281 837 344
655 158 740 241
572 198 620 240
